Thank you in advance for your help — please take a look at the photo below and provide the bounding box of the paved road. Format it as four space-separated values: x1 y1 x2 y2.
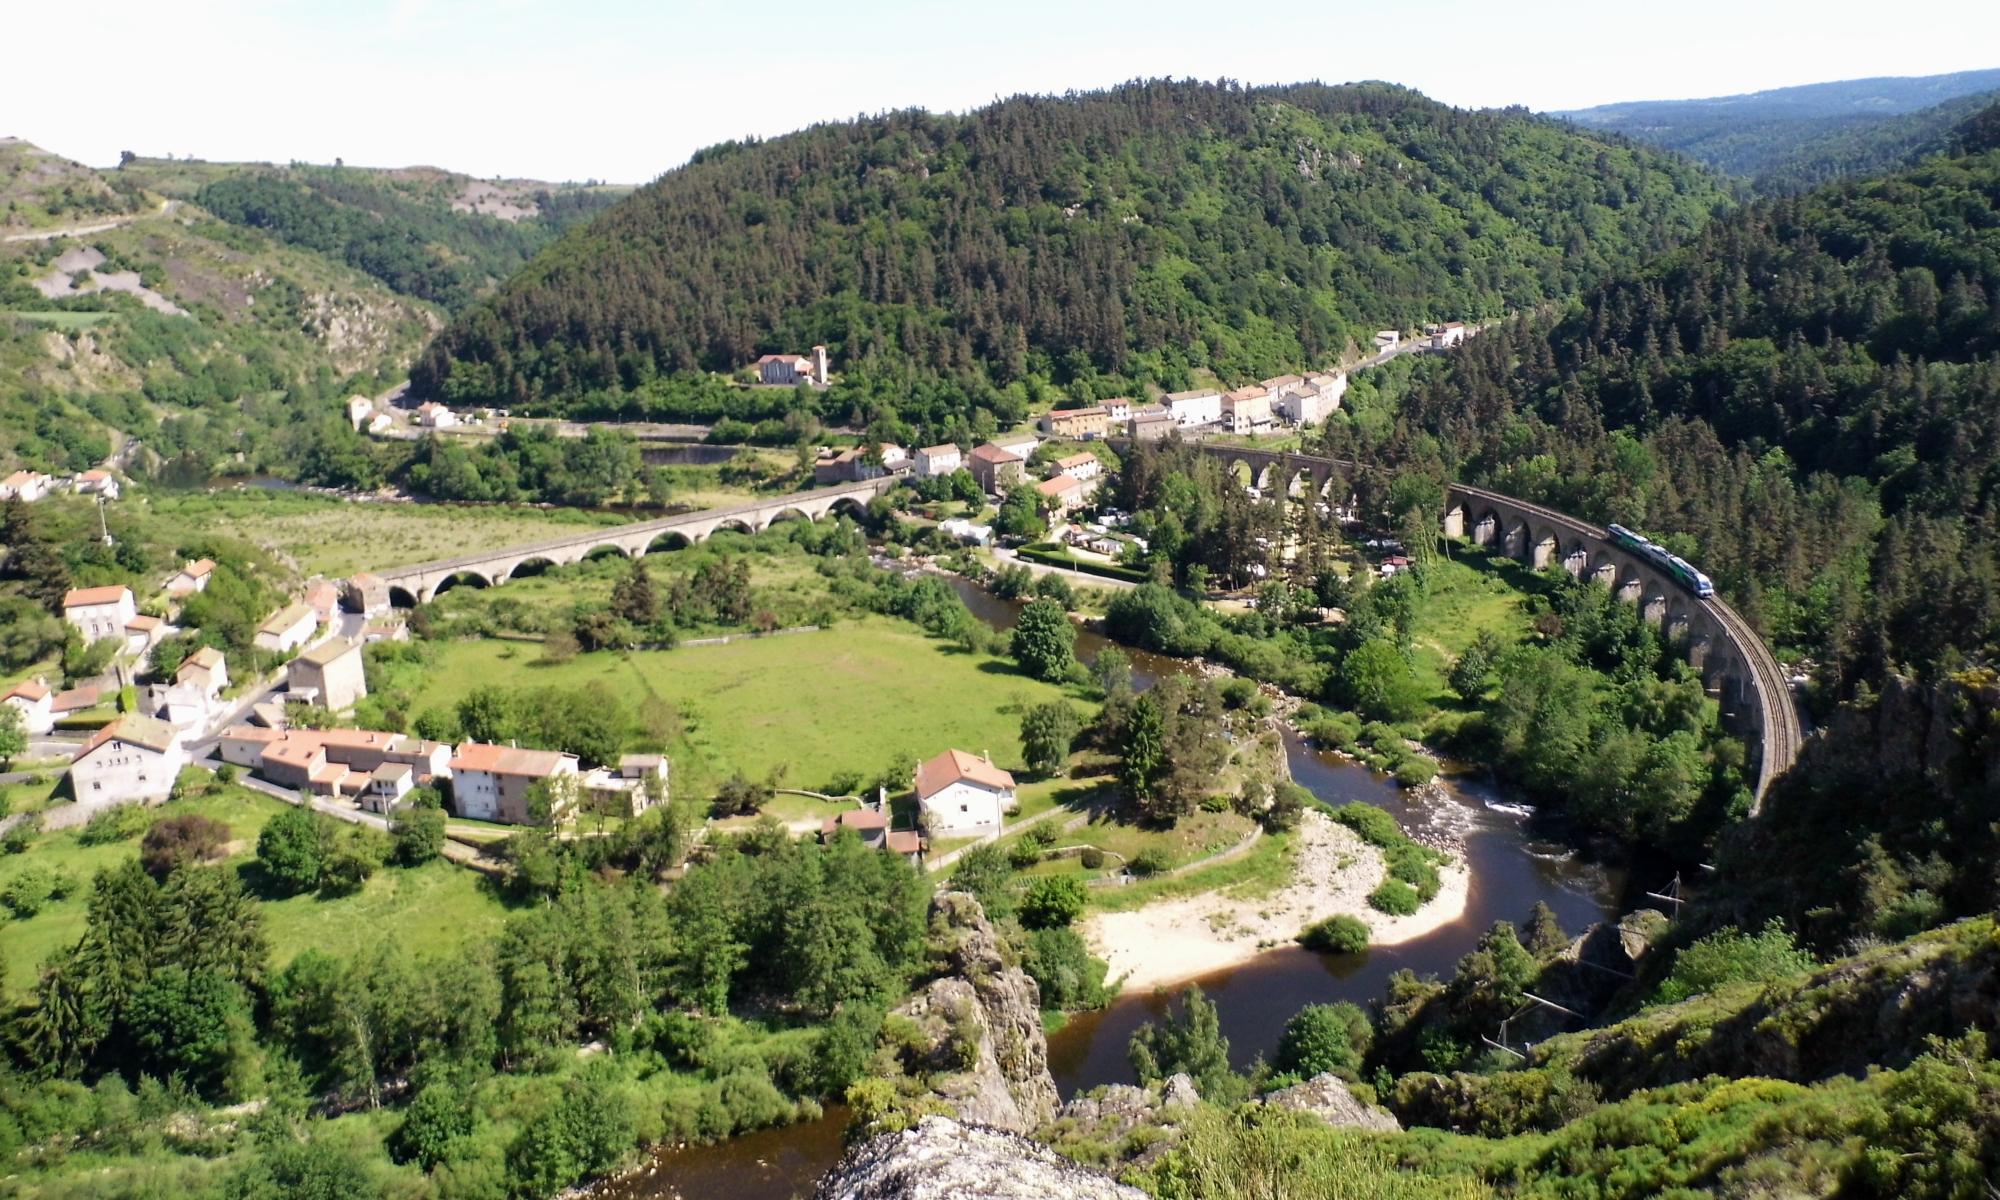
988 545 1143 592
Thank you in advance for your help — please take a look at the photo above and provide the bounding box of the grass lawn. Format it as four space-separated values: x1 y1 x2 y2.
1085 826 1298 913
0 775 61 818
142 491 631 577
0 787 513 998
1 311 119 329
1405 549 1536 705
399 615 1081 799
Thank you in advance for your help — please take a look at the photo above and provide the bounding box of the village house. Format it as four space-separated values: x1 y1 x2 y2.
1101 398 1133 422
367 411 396 436
1054 451 1101 482
346 395 374 430
176 646 228 700
255 602 319 654
1164 388 1222 427
1037 473 1089 517
820 807 923 865
990 431 1040 459
813 446 888 486
0 470 51 502
1039 405 1110 440
149 684 210 732
1426 321 1467 349
344 573 391 616
914 749 1017 839
756 345 830 386
415 402 460 429
1129 406 1176 441
2 677 54 736
72 469 120 500
63 585 136 645
1290 372 1348 424
124 614 168 658
362 762 414 813
449 742 581 824
51 685 99 719
1259 374 1305 399
166 559 216 598
938 517 994 546
289 638 367 712
303 579 341 625
913 443 963 479
362 617 409 644
67 714 186 806
232 726 452 797
1222 386 1274 434
580 754 668 817
968 443 1027 495
1374 330 1401 351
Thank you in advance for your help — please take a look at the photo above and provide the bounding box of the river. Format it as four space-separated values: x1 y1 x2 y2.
623 577 1625 1200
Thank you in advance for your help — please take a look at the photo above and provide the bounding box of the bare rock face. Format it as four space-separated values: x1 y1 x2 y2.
885 892 1059 1132
814 1116 1146 1200
1261 1073 1403 1133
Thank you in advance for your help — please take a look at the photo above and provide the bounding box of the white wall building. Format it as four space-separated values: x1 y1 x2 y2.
914 443 963 479
255 603 319 654
914 748 1018 838
67 714 186 805
63 585 136 645
2 678 54 736
1164 389 1222 427
0 471 51 502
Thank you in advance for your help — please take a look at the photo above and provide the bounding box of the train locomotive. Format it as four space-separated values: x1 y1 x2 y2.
1606 524 1715 598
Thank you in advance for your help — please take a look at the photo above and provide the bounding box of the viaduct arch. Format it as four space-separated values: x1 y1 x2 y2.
1168 443 1803 809
373 476 892 606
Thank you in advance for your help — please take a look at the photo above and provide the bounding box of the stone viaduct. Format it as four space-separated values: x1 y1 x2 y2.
373 476 897 605
1185 444 1804 806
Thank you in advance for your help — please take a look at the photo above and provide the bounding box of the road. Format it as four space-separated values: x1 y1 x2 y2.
2 199 177 243
988 545 1143 591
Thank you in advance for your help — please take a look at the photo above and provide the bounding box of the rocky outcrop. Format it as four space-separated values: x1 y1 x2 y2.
813 1116 1145 1200
1041 1073 1201 1170
881 892 1058 1132
1261 1073 1403 1133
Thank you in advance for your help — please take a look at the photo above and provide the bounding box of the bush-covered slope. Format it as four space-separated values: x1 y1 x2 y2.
116 158 627 312
411 79 1726 422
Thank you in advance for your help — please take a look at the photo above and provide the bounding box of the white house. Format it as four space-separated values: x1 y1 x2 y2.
914 749 1017 838
990 431 1040 458
255 602 319 654
367 411 395 435
415 402 460 429
167 559 216 598
1101 398 1133 423
72 469 120 500
124 614 169 658
67 714 186 806
362 762 414 814
2 677 54 735
1054 451 1101 482
345 395 374 430
581 754 668 817
914 443 963 479
448 742 580 824
0 470 52 502
938 518 994 546
63 585 136 645
1429 321 1467 349
1221 387 1273 435
150 684 211 732
1164 389 1222 428
1374 330 1401 351
176 646 229 700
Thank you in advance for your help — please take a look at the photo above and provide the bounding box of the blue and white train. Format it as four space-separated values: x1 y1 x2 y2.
1606 524 1715 598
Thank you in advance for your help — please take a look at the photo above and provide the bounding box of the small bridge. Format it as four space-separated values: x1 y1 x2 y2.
375 476 896 604
1179 444 1804 806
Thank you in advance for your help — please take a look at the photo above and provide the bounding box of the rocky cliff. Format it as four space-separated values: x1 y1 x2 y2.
813 1117 1146 1200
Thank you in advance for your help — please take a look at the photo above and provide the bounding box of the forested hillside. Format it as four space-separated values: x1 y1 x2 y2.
1343 105 2000 951
411 79 1727 429
117 158 628 311
1746 87 2000 192
1558 66 2000 179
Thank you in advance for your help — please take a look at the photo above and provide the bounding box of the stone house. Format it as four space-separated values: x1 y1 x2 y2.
0 470 51 502
344 573 391 616
67 714 186 805
969 443 1027 495
166 559 216 598
1040 406 1109 440
176 646 229 700
915 443 963 479
73 469 120 499
289 638 367 712
255 602 318 654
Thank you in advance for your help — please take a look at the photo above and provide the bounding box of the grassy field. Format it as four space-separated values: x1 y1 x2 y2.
141 491 631 577
1404 549 1535 705
0 311 119 330
397 615 1080 798
0 787 512 998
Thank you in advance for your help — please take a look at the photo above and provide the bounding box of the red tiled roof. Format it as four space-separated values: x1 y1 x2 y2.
1056 452 1096 468
915 749 1015 800
126 615 162 632
885 830 923 855
76 714 179 760
822 808 890 836
919 443 959 457
450 742 575 777
1036 474 1083 498
51 686 99 713
4 679 49 702
63 585 130 608
969 443 1023 465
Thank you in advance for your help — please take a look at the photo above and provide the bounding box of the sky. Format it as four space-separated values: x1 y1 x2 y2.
5 0 1999 183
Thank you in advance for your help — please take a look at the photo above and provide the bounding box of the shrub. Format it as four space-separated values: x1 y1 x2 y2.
1130 848 1171 876
1368 879 1421 916
392 806 447 866
1275 1003 1371 1079
1020 876 1088 929
1021 926 1111 1010
1080 847 1106 870
1297 914 1370 955
140 814 230 877
77 804 150 846
1653 922 1816 1006
256 807 329 894
1394 754 1438 787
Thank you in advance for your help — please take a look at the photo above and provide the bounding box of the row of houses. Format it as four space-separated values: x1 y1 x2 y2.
0 468 120 503
1031 371 1349 447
